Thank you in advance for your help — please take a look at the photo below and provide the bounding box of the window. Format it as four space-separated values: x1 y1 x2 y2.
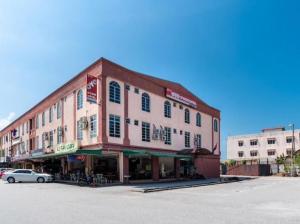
164 101 171 118
57 127 63 144
267 139 276 145
57 101 62 119
109 115 121 138
142 93 150 112
77 90 83 110
250 139 258 146
42 112 45 126
134 88 139 94
250 150 258 157
267 150 276 156
77 121 83 140
185 132 191 148
195 134 202 149
214 119 218 132
286 137 293 143
142 122 150 142
90 115 97 138
134 120 139 126
36 115 39 129
14 170 31 174
238 141 244 147
286 149 292 156
109 81 121 103
49 107 53 123
164 127 171 145
196 113 201 127
184 109 190 124
49 131 54 147
26 122 28 133
238 151 244 157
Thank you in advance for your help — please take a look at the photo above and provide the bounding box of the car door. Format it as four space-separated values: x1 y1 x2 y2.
12 170 25 181
22 170 35 182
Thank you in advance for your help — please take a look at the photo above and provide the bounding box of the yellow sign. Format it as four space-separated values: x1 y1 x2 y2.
55 142 78 155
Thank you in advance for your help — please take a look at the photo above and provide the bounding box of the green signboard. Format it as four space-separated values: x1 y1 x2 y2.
55 142 78 155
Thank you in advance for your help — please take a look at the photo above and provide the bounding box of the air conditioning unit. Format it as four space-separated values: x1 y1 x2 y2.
80 117 89 130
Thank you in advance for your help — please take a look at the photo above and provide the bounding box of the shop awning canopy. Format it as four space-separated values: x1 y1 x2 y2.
29 148 102 160
123 149 192 160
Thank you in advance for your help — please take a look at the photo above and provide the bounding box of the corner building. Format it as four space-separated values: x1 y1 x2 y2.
0 58 221 182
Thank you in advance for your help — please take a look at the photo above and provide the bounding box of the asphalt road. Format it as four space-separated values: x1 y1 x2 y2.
0 177 300 224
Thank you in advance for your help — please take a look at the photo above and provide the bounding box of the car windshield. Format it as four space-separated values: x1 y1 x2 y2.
33 170 41 173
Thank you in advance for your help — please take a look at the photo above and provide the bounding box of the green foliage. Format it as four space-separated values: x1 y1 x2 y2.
275 154 286 165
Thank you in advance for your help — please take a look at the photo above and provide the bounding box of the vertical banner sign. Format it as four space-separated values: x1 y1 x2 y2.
86 75 97 103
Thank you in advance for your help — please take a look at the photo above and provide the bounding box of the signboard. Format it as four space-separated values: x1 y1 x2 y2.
31 148 44 157
86 75 98 103
55 142 78 155
165 88 197 108
152 125 166 141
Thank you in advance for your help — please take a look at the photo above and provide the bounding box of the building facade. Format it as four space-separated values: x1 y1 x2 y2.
227 127 299 163
0 58 221 182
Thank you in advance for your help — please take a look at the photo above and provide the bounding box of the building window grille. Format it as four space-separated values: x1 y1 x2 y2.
195 134 202 149
164 127 172 145
142 93 150 112
90 115 97 138
184 109 190 124
142 122 150 142
196 113 201 127
214 119 218 132
109 115 121 138
109 81 121 104
49 107 53 123
164 101 171 118
238 141 244 147
250 150 258 157
250 139 258 146
267 139 276 145
57 101 62 119
185 131 191 148
77 90 83 110
238 151 244 157
77 121 83 140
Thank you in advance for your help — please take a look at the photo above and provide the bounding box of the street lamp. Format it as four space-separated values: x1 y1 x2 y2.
288 124 295 176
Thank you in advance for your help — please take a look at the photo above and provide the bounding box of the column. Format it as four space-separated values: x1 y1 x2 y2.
175 158 181 179
152 157 159 181
119 152 129 183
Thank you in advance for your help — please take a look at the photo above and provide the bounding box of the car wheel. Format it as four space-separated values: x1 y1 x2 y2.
7 177 15 183
37 177 45 183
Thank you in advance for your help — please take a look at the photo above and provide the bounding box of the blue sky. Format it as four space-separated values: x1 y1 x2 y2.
0 0 299 159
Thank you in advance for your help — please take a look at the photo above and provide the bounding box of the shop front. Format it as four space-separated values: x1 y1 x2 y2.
122 149 192 182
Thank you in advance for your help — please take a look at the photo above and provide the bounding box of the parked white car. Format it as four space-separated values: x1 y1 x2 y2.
2 169 53 183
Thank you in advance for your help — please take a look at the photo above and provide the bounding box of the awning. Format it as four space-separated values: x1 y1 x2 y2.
123 149 192 160
123 149 147 156
29 148 102 160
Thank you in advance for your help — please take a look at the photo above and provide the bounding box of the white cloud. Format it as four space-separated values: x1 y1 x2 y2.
0 112 16 130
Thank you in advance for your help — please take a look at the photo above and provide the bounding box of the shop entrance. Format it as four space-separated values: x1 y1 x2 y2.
129 157 152 180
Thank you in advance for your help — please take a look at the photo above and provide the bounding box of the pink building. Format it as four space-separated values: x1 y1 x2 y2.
0 58 221 182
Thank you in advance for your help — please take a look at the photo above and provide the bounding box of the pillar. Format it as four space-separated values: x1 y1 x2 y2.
175 158 181 179
152 157 159 181
119 152 129 183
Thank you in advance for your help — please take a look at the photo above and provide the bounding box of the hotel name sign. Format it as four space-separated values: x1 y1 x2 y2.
55 142 78 155
165 88 197 108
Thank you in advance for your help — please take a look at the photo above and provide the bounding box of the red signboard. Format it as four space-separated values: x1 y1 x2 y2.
165 88 197 108
86 75 97 103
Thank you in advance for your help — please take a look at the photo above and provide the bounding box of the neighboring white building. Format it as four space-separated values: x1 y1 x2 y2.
227 127 299 163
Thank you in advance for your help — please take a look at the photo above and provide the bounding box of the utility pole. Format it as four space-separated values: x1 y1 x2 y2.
289 124 295 176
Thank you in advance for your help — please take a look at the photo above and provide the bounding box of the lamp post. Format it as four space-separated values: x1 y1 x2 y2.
288 124 295 176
